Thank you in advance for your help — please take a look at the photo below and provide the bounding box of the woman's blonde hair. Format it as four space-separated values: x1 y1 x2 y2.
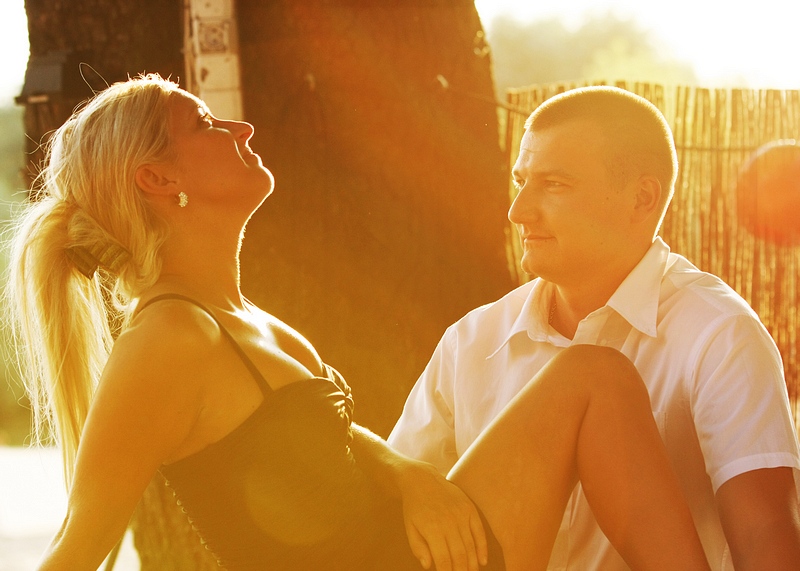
5 74 180 486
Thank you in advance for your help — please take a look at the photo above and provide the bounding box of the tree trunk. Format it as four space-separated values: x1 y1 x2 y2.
237 0 513 435
22 0 512 567
21 0 184 185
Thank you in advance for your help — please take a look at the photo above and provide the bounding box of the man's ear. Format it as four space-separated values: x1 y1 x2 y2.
135 164 177 198
631 175 662 223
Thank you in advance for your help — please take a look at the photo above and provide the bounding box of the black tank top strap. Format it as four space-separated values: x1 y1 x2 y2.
135 293 273 395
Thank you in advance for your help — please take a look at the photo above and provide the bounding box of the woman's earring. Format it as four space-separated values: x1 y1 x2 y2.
177 191 189 208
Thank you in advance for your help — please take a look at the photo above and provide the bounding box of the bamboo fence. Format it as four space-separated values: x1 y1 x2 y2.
503 81 800 423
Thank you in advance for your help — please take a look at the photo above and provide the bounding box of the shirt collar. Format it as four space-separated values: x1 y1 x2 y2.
487 237 670 358
606 237 670 338
487 278 554 358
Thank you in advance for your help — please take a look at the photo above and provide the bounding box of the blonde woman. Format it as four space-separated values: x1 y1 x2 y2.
6 75 710 571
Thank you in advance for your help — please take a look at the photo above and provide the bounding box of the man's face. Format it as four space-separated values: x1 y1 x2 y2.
508 118 638 286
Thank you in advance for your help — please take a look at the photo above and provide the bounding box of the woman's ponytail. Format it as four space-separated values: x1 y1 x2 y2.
4 74 178 487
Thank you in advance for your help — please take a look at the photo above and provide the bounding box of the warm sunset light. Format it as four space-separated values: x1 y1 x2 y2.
3 1 800 104
475 0 800 89
737 140 800 245
2 2 799 571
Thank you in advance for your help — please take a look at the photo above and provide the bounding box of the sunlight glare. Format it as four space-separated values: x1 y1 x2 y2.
474 0 800 89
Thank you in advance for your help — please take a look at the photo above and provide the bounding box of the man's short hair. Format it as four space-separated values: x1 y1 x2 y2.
525 86 678 226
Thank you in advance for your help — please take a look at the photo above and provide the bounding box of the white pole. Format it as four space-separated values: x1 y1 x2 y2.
183 0 244 120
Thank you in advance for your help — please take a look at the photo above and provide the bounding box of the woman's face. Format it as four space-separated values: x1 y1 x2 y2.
166 92 274 213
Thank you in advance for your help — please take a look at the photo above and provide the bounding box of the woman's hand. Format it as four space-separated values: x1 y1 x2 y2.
349 424 488 571
396 459 489 571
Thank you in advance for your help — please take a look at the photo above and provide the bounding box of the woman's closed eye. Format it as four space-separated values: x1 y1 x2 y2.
199 111 214 127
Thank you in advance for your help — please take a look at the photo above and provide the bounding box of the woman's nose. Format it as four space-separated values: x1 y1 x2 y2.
232 120 255 143
218 119 254 143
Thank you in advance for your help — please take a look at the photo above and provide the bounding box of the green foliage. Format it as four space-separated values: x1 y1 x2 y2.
486 12 697 95
0 104 30 446
0 106 26 200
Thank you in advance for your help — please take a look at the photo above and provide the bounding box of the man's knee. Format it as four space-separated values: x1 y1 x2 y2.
550 345 648 397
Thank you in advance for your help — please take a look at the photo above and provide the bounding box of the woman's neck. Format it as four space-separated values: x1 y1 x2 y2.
152 230 245 312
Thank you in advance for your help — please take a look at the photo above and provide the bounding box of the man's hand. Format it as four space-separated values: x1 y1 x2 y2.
395 458 488 571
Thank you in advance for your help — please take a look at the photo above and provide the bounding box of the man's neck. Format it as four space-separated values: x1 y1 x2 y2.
549 284 613 340
548 243 652 339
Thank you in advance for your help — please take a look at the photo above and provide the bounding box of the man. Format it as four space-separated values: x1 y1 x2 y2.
389 86 800 570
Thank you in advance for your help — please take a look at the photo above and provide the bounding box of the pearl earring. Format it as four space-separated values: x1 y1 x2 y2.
177 191 188 208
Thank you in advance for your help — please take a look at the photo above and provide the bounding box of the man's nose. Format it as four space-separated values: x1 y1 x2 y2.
508 186 538 224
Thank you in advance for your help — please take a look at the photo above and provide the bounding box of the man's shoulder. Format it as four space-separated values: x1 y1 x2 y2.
662 253 760 324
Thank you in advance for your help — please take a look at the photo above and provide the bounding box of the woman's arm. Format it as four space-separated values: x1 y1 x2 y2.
36 305 213 570
350 424 488 571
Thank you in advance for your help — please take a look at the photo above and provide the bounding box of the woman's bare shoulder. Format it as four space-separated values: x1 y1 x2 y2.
79 300 222 479
104 299 223 398
124 298 220 347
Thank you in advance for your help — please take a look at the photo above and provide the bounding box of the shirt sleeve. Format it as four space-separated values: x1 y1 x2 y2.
689 312 800 492
388 328 460 476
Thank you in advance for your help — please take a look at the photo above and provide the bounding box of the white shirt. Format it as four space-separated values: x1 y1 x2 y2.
389 237 800 571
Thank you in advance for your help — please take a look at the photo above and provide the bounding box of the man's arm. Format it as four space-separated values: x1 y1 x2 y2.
388 330 460 474
688 310 800 567
716 467 800 570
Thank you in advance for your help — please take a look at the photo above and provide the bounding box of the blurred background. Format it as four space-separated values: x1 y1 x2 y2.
1 1 798 569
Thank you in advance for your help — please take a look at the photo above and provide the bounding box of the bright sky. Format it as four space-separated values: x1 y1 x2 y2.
475 0 800 89
0 0 28 105
0 0 798 107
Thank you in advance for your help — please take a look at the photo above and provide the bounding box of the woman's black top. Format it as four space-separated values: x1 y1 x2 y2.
146 294 503 570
